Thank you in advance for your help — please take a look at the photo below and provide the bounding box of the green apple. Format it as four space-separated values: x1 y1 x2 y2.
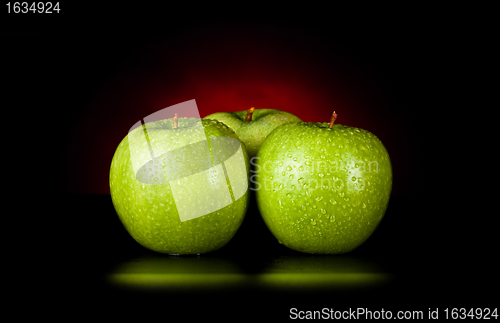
255 112 392 254
204 108 302 158
109 116 250 255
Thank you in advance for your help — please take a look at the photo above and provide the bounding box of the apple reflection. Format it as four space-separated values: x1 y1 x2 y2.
106 253 390 292
257 255 391 291
105 253 246 292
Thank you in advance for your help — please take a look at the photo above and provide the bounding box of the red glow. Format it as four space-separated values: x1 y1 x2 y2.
62 25 402 195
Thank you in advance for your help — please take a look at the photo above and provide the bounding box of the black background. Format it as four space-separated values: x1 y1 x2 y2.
2 4 495 319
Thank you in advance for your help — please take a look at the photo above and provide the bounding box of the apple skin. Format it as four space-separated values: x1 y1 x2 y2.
204 109 302 158
255 122 392 254
109 118 250 255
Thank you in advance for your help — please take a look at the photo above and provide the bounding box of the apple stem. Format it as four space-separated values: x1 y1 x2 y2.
329 111 337 128
174 113 178 129
245 107 255 121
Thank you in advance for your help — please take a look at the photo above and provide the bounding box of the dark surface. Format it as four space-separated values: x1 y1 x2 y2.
17 193 495 318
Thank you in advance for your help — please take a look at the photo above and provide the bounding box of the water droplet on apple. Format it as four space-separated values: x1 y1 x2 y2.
352 176 356 181
305 161 312 166
291 185 296 190
293 157 298 162
318 173 324 177
329 199 337 205
320 208 327 214
299 166 304 171
329 215 336 222
310 219 317 225
282 171 286 176
339 192 344 197
362 203 366 208
278 161 284 167
289 174 294 181
315 196 323 202
286 165 292 171
298 178 304 184
338 144 343 149
287 153 292 158
344 197 350 201
286 193 292 198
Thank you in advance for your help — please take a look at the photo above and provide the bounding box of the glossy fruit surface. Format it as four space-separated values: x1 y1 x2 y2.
204 108 302 158
110 118 249 255
255 121 392 254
